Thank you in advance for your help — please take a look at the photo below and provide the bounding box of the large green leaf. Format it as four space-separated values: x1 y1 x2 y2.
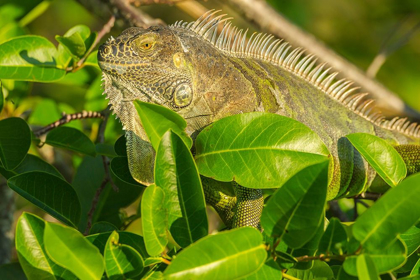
164 227 266 280
318 217 348 255
0 153 63 180
195 113 330 189
45 126 96 157
141 184 168 256
356 254 379 280
347 133 406 187
15 213 76 280
104 231 144 279
261 161 328 248
0 35 66 81
8 171 81 227
352 173 420 251
44 222 105 280
343 238 406 275
287 261 334 280
133 100 192 150
0 117 31 170
110 156 143 187
155 130 208 247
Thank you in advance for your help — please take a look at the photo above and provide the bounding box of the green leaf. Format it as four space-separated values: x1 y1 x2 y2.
0 117 31 170
133 100 192 150
347 133 406 187
343 238 406 275
45 126 96 157
336 266 358 280
318 217 348 255
401 223 420 256
155 130 208 247
8 171 81 227
0 262 27 280
15 213 76 280
110 156 143 187
0 35 66 81
104 231 144 279
44 222 105 280
55 25 96 59
274 251 297 270
243 259 283 279
195 113 330 189
261 161 328 248
89 221 118 235
353 173 420 251
141 184 168 256
28 98 61 125
87 231 149 258
291 219 326 270
356 255 379 280
56 32 86 58
13 154 62 178
411 257 420 276
164 227 266 280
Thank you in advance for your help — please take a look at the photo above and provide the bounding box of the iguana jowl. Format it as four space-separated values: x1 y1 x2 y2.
98 11 420 228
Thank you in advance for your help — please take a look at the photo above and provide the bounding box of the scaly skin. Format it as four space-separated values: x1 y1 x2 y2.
98 17 420 229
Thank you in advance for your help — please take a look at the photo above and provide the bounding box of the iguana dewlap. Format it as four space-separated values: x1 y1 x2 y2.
98 11 420 228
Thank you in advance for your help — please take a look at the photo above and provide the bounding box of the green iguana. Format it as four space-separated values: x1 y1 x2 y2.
98 11 420 229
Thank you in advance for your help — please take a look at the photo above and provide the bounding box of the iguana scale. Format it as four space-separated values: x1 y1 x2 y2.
98 11 420 229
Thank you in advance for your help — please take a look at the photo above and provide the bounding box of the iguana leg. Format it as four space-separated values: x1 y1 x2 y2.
201 177 263 229
231 183 264 229
395 144 420 174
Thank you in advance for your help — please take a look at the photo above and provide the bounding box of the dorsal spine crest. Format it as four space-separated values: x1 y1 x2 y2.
170 11 420 138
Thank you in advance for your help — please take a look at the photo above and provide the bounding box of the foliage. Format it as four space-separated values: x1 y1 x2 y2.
0 1 419 280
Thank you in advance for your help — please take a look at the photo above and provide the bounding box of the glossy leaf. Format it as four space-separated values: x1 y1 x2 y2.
195 113 330 189
15 213 76 280
104 231 144 279
89 222 118 235
261 161 329 248
8 171 81 227
353 173 420 251
356 255 379 280
87 231 149 258
285 261 334 279
155 130 208 247
44 222 104 280
347 133 406 187
133 100 192 150
56 25 96 59
411 258 420 276
243 259 283 280
45 126 96 157
401 223 420 256
343 238 406 275
0 35 66 81
164 227 266 280
141 184 168 256
110 156 143 187
318 217 348 255
0 117 31 170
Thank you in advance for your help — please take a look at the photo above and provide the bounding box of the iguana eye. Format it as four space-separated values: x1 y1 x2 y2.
141 42 153 50
173 84 192 108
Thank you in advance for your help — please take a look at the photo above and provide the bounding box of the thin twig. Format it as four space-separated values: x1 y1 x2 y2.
355 192 382 201
84 177 109 235
110 0 164 27
34 111 104 138
353 199 358 220
129 0 190 6
295 253 349 262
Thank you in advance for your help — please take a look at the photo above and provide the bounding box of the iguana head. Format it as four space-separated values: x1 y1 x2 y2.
98 25 194 111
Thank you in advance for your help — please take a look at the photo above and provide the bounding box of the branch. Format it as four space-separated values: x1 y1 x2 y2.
355 192 382 201
34 111 105 138
225 0 420 120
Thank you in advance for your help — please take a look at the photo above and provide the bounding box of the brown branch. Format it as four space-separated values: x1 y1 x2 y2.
34 111 105 138
355 192 382 201
225 0 420 120
129 0 190 7
295 253 349 262
84 177 109 235
109 0 164 27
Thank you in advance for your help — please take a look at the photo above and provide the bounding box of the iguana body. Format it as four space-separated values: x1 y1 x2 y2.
98 12 420 228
